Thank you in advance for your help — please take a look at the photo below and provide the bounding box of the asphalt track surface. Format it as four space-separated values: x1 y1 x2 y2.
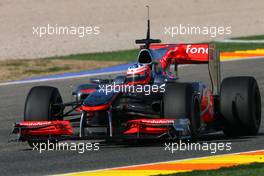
0 58 264 176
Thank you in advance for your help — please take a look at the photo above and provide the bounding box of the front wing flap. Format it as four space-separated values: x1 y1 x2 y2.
123 118 191 139
11 121 73 141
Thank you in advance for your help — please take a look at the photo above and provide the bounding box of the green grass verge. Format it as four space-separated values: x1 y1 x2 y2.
215 34 264 52
155 163 264 176
45 49 139 62
232 35 264 40
215 42 264 52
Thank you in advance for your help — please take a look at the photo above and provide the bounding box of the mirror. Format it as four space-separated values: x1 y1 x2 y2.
90 78 111 84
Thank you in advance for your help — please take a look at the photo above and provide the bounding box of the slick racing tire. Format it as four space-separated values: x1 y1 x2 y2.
163 83 201 139
220 77 261 136
24 86 63 121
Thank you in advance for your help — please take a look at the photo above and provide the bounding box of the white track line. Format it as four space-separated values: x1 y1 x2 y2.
0 70 124 86
52 149 264 176
0 57 263 87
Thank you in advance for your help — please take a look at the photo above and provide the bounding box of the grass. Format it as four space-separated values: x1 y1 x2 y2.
0 49 136 82
215 34 264 52
0 59 126 82
1 35 264 82
215 42 264 52
155 163 264 176
45 49 139 62
232 35 264 40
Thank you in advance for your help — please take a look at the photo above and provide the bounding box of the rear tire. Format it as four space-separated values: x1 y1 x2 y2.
220 77 261 136
24 86 63 121
163 83 201 139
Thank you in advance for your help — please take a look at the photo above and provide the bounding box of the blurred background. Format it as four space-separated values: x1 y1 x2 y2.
0 0 263 60
0 0 263 82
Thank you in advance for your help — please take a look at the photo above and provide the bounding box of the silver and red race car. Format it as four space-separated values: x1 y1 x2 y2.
11 17 261 147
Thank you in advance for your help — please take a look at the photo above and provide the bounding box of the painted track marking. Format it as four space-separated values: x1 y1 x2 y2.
54 150 264 176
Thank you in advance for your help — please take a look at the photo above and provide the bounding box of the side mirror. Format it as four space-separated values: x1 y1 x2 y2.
164 77 178 83
90 78 111 84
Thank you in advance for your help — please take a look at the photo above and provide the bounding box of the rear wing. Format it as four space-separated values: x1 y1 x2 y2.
139 43 221 95
149 43 209 64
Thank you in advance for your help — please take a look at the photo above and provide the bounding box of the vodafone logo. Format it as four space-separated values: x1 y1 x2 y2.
186 44 208 54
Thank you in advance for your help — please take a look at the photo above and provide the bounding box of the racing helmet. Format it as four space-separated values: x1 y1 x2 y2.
126 63 151 85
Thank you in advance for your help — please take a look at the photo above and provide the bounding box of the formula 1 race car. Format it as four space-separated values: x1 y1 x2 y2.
11 15 261 147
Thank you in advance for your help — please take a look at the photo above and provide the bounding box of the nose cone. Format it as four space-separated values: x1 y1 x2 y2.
83 90 116 106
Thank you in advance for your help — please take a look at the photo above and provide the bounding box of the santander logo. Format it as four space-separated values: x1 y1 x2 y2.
186 44 208 54
21 121 52 126
141 119 174 124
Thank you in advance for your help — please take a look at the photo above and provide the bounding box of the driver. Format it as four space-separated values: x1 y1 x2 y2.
126 63 152 85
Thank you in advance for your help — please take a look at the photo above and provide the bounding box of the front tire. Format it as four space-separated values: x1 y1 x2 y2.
24 86 63 148
24 86 63 121
163 83 201 139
